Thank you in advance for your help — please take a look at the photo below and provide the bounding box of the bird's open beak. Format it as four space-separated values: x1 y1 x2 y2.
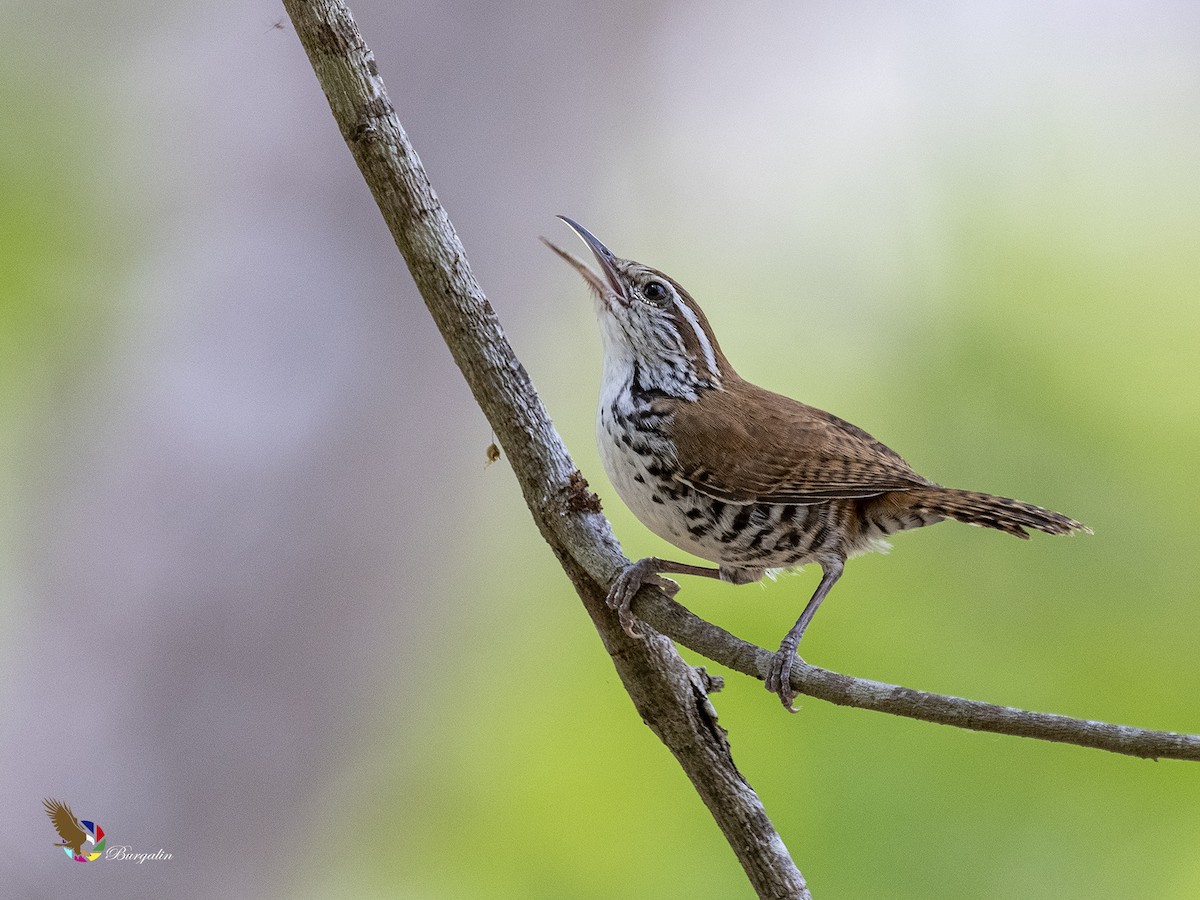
542 216 627 301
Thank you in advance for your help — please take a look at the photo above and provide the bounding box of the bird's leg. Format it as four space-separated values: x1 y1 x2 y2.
608 557 723 637
765 559 845 712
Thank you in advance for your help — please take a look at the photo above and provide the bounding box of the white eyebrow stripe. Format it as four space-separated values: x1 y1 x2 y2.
673 296 718 378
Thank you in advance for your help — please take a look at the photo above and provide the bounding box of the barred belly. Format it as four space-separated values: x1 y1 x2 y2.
675 496 848 570
599 397 868 574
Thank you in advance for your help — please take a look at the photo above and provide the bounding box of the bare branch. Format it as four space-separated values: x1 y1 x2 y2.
637 590 1200 761
282 1 809 896
281 0 1199 893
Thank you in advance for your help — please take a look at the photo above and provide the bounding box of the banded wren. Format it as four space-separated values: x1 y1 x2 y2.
546 217 1089 710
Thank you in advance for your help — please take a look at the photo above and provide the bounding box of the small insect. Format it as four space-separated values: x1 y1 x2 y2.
265 18 286 34
485 442 501 465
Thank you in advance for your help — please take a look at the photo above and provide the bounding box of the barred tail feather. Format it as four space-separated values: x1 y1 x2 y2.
909 487 1091 539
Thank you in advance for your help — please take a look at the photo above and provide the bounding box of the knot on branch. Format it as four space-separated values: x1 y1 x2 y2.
689 665 735 762
696 665 725 695
563 469 602 515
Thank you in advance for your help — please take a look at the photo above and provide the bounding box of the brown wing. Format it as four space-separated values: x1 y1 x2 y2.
44 798 87 851
670 377 931 504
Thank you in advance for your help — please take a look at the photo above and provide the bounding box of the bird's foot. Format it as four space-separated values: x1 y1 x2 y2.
606 559 679 638
764 642 803 713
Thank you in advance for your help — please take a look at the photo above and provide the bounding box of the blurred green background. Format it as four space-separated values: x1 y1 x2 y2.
2 2 1198 898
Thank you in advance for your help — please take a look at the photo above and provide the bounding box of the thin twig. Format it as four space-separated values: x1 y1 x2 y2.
637 590 1200 761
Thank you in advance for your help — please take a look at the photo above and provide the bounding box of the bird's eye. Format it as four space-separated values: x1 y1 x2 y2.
642 280 669 305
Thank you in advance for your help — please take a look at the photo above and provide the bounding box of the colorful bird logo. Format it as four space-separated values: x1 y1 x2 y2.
43 799 105 862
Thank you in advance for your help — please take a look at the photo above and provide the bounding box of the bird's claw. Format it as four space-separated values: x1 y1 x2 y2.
606 561 679 638
765 646 802 713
